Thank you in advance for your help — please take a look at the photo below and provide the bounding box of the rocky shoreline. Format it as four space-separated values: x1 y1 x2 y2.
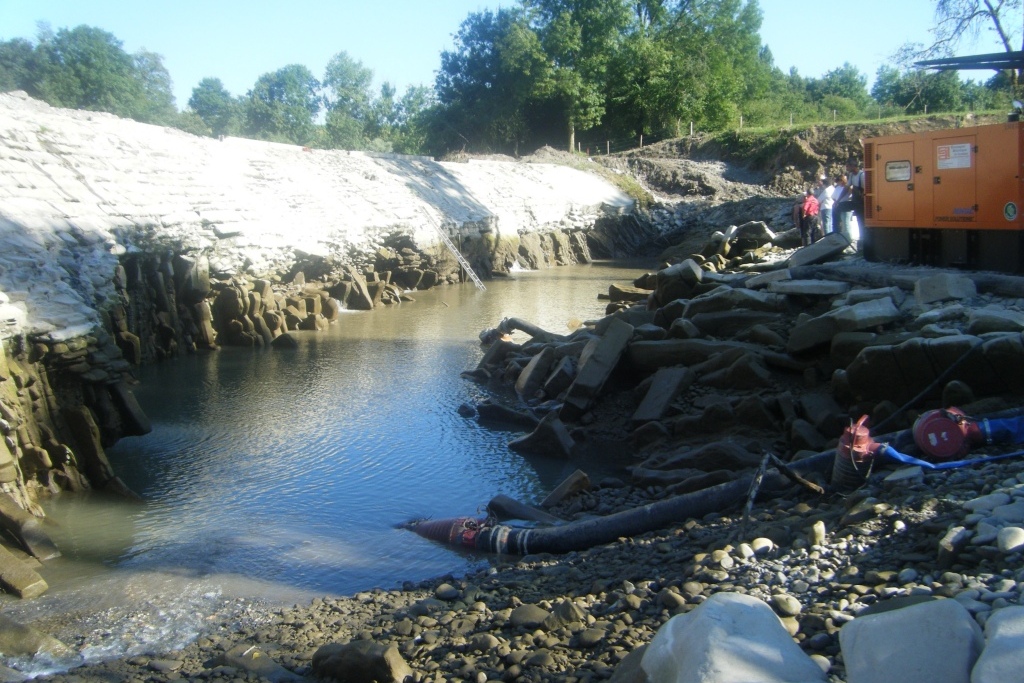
8 241 1024 682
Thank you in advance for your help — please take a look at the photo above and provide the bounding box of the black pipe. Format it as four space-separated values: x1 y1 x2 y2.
472 450 835 554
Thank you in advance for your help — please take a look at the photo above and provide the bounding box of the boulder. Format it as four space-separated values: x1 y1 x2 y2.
516 346 556 399
311 643 411 683
914 273 977 305
683 287 787 317
641 592 826 683
0 544 48 599
508 412 575 458
0 614 69 658
632 367 695 423
768 279 851 297
217 644 302 682
560 318 634 421
972 606 1024 683
785 231 850 268
838 597 982 683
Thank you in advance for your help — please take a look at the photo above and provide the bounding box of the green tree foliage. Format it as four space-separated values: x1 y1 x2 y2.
526 0 632 150
0 25 178 124
242 64 320 145
390 85 435 154
433 8 551 154
188 77 240 137
0 38 36 92
872 65 964 113
132 49 177 124
322 51 374 149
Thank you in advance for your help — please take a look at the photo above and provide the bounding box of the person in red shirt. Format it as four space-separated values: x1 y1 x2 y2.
801 188 821 246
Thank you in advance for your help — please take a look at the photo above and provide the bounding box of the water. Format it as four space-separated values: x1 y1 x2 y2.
1 261 649 672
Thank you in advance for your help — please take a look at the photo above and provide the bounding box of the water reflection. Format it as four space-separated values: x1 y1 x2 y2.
2 261 651 670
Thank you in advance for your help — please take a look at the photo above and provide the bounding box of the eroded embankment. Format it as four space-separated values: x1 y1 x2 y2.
0 91 651 603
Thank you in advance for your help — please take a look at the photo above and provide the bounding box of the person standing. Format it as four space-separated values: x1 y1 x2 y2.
834 157 865 249
832 174 850 242
800 188 821 246
816 175 835 235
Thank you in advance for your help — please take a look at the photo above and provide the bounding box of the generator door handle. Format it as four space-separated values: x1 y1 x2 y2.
934 176 942 185
907 183 914 191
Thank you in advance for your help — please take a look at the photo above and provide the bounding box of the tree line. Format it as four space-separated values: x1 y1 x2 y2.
0 1 1019 158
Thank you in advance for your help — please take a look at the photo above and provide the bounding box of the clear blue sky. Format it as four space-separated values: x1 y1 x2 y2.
0 0 1012 110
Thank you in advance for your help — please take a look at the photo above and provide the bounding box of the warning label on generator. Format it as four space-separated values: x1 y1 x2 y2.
937 143 972 169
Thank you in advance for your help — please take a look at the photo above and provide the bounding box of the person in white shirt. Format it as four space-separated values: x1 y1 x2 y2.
816 175 835 234
835 158 865 250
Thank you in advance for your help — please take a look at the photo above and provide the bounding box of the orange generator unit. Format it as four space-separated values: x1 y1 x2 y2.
863 120 1024 272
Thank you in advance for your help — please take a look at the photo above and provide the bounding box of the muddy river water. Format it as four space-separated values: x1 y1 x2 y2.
1 261 649 674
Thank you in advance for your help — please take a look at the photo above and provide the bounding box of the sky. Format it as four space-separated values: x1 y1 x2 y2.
0 0 1014 110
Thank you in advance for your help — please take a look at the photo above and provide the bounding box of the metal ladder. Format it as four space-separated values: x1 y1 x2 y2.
425 213 486 291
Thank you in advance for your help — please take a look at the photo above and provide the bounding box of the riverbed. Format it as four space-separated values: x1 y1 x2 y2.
0 261 649 673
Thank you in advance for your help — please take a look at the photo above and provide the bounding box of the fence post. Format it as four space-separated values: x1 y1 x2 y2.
606 140 610 155
690 121 694 137
739 115 743 130
640 134 643 148
790 113 793 126
833 109 836 122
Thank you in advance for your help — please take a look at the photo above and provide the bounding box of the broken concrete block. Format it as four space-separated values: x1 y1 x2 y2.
768 279 851 297
667 318 701 339
684 287 787 317
839 286 907 308
689 310 783 337
0 544 48 599
560 319 634 421
515 346 556 398
701 354 773 390
744 269 792 290
799 393 847 438
914 272 977 305
785 231 850 268
609 283 651 303
542 356 576 397
508 412 576 458
653 260 703 305
540 469 591 508
788 298 902 354
968 309 1024 335
632 367 695 423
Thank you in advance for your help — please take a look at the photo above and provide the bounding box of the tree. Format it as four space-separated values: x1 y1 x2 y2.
132 49 177 124
321 51 375 149
391 85 434 154
242 64 320 144
33 25 143 117
872 64 965 113
525 0 632 151
0 38 36 93
807 63 871 109
188 77 240 137
434 8 550 154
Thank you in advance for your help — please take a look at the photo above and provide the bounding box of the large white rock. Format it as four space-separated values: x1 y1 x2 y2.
839 598 983 683
972 606 1024 683
640 592 826 683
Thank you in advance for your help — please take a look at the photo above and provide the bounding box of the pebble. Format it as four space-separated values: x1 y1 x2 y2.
26 422 1024 683
997 526 1024 553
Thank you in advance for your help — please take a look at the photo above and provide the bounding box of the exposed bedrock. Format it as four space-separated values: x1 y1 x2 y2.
0 91 647 596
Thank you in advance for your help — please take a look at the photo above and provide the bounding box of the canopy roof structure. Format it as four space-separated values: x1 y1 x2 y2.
915 50 1024 72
